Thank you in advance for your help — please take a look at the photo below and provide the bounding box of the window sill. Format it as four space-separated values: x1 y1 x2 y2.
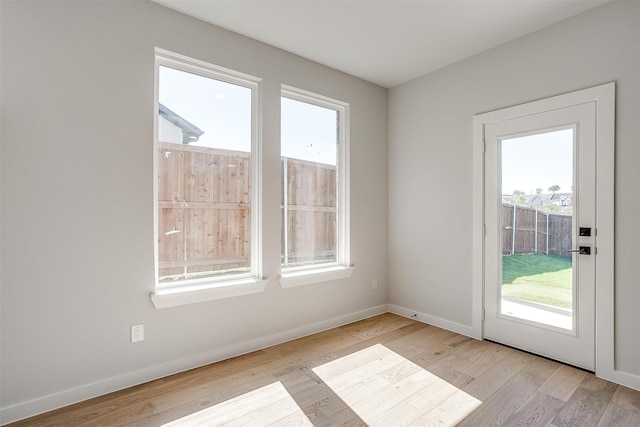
151 277 267 309
279 265 354 289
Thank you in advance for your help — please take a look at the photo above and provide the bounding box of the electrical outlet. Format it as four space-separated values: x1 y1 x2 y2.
131 324 144 343
372 279 378 290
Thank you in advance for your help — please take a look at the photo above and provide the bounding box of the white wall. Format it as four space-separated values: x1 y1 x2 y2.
0 1 388 423
158 116 183 145
389 1 639 378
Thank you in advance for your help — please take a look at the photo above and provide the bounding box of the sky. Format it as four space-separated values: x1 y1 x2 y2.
159 65 252 151
159 65 337 165
501 128 574 196
281 97 337 166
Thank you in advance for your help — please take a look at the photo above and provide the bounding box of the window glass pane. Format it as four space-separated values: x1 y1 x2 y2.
281 97 338 267
500 129 574 330
157 65 252 284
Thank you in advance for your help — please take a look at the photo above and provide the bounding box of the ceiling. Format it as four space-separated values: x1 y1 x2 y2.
151 0 609 88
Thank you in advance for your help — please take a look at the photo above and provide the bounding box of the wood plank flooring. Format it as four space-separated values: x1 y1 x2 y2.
8 314 640 426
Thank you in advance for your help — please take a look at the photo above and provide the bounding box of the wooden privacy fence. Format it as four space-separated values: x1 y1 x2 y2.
502 204 572 257
281 157 337 266
157 142 336 282
157 142 251 281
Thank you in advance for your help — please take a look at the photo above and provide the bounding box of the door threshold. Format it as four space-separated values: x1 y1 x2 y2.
501 297 572 330
484 338 595 374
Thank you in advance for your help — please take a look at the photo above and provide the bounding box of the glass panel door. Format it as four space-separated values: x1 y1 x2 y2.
482 99 596 370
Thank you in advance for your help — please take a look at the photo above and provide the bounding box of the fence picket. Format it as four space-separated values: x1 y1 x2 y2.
501 204 572 257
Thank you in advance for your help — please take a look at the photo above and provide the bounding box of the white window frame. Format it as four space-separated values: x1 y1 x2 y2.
151 48 265 308
279 86 353 288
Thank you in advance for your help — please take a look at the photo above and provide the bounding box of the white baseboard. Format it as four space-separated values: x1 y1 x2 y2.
6 302 635 425
0 305 388 425
387 304 476 338
599 367 640 392
388 305 640 392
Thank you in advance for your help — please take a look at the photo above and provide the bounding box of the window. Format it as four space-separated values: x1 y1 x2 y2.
152 50 264 308
280 87 352 287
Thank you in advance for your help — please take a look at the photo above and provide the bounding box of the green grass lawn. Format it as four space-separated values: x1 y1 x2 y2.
502 253 573 309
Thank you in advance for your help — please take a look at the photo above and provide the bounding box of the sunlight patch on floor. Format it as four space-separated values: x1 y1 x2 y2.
162 381 312 426
313 343 482 426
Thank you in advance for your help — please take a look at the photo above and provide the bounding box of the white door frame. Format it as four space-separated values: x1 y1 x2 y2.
472 83 622 383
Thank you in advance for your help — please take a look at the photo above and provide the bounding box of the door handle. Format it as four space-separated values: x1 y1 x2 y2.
566 246 591 255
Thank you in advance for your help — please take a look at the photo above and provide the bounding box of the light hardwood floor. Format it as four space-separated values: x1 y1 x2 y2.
9 313 640 426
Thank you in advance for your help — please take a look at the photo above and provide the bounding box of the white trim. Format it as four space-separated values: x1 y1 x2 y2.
0 305 387 425
590 83 636 388
471 116 485 340
155 48 262 87
473 83 619 380
279 265 355 288
599 369 640 392
153 52 160 296
251 64 264 284
152 49 264 303
387 304 475 338
150 277 268 309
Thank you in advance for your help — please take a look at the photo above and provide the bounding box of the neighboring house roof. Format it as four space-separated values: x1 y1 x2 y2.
524 195 542 207
159 103 205 144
